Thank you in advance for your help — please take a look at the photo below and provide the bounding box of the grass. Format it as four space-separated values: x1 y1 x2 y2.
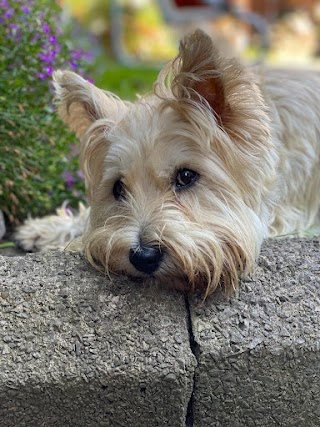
0 241 16 249
94 63 160 99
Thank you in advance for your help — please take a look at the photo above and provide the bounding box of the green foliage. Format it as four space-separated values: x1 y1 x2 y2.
0 0 88 223
0 0 159 225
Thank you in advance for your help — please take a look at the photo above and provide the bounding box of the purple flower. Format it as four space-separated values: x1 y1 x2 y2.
45 65 53 76
3 7 14 19
36 72 46 80
39 49 57 63
61 171 76 189
2 0 94 107
9 23 19 31
42 21 50 34
70 49 84 61
67 60 77 70
21 5 30 13
48 34 57 44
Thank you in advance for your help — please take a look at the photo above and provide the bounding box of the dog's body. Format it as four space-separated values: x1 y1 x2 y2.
16 30 320 296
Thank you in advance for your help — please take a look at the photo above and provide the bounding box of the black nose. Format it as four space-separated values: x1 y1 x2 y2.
129 245 163 274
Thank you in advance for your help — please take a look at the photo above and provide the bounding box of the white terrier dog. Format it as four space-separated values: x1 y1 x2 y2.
16 30 320 297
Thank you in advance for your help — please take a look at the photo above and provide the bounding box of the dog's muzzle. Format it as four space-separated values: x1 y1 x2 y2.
129 245 163 274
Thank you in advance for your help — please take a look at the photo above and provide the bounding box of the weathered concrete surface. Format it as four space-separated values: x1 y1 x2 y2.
190 237 320 427
1 238 320 427
0 252 196 427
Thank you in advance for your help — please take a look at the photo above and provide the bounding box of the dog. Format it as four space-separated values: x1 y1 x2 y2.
15 30 320 297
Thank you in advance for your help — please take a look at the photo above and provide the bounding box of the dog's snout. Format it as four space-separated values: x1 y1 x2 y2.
129 245 163 274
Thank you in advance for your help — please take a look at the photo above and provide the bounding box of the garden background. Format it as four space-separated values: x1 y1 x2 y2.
1 0 320 248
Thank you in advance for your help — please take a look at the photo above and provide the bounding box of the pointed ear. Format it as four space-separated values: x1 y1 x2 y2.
172 29 246 126
53 70 126 139
53 71 128 201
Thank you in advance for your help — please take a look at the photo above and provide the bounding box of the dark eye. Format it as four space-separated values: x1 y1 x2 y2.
175 168 199 189
113 179 126 200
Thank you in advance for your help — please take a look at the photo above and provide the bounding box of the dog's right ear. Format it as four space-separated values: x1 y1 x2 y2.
53 70 127 139
53 71 128 198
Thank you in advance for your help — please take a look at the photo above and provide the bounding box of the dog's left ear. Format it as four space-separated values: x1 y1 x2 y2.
172 29 252 127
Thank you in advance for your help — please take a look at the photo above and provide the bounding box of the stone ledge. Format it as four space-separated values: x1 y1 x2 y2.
0 237 319 427
190 237 320 427
0 252 196 427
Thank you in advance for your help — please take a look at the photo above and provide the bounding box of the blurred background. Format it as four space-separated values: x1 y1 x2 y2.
63 0 320 92
1 0 320 244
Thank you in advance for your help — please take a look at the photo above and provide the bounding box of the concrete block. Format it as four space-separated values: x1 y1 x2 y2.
1 237 319 427
0 252 196 427
190 238 320 427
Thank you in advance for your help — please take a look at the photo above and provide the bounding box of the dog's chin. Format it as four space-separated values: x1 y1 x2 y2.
124 270 196 293
124 269 223 296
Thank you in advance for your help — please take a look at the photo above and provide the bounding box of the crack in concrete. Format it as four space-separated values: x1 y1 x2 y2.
184 296 199 427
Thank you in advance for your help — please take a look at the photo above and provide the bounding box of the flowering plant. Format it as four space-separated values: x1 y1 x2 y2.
0 0 90 224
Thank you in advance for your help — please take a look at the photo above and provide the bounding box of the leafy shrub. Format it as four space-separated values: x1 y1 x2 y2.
0 0 91 224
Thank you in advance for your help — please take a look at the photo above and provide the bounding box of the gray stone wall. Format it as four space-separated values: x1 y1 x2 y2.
0 238 319 426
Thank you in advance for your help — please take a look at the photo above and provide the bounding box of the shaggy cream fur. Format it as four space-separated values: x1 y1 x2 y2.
15 30 320 297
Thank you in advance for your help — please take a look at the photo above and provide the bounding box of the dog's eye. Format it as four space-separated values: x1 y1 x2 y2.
175 168 199 189
113 179 126 200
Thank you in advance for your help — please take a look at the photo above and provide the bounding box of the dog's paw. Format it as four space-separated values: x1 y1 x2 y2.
15 203 89 252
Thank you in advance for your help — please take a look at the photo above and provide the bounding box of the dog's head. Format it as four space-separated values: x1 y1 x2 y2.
53 30 277 297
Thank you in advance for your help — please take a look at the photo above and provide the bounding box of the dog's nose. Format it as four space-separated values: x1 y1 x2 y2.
129 245 163 274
